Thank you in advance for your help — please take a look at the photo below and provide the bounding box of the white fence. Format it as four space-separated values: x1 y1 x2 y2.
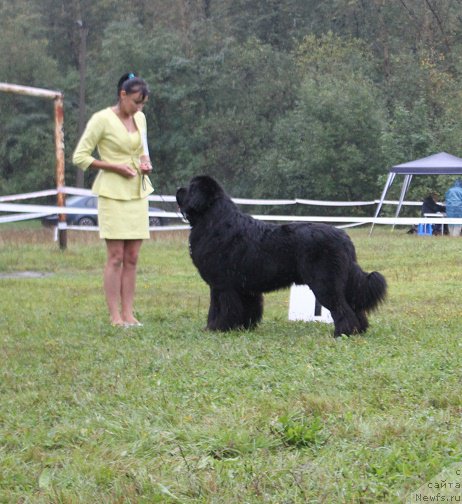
1 186 460 235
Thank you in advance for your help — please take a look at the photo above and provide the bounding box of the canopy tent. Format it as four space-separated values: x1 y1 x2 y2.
370 152 462 233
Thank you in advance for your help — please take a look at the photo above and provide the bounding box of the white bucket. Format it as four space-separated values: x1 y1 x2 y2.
288 284 333 324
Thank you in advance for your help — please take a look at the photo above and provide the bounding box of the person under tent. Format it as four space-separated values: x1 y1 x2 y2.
421 191 446 235
445 180 462 237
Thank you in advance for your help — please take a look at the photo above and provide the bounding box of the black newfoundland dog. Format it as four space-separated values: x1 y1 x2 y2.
176 175 387 337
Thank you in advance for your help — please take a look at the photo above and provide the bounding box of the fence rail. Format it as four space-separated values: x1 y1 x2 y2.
1 186 459 233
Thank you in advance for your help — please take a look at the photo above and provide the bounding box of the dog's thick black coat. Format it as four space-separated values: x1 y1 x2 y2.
176 175 387 337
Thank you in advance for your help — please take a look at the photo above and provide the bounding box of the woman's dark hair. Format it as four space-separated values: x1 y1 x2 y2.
117 73 149 100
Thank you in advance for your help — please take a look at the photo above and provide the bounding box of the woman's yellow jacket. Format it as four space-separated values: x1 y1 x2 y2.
72 108 154 200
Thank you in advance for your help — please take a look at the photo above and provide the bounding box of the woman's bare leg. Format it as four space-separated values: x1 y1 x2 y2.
121 239 143 324
104 240 125 325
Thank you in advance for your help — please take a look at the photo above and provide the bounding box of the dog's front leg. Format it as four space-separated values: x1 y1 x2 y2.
206 287 246 331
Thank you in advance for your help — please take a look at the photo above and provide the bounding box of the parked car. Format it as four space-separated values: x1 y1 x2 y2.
41 195 167 227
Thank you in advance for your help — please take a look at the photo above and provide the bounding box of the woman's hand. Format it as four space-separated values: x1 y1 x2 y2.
139 155 153 175
89 160 137 177
114 164 137 178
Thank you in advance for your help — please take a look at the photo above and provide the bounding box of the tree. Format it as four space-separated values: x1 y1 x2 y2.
186 38 298 195
251 33 386 208
2 0 462 202
0 1 61 194
256 74 386 208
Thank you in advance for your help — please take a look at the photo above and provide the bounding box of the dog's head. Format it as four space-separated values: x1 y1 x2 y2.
176 175 224 225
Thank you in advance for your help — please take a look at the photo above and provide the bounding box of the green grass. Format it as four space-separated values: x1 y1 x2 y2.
1 227 462 503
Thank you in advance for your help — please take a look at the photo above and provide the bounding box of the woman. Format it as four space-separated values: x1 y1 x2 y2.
72 73 154 326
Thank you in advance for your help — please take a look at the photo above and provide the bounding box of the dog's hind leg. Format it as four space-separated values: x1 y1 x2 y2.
322 298 361 337
355 309 369 333
332 306 362 337
309 282 361 337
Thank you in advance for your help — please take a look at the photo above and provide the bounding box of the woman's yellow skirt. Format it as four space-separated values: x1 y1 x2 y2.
98 196 150 240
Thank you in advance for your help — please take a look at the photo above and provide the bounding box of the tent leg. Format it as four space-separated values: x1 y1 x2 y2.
369 172 396 235
392 174 412 230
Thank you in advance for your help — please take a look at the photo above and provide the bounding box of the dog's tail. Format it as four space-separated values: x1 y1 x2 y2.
346 264 387 313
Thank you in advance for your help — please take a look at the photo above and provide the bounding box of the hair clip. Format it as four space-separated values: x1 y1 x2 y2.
128 73 135 79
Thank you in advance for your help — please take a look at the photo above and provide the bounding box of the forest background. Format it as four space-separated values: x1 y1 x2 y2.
1 0 462 216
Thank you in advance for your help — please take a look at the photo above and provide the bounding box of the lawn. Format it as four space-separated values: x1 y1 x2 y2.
0 226 461 503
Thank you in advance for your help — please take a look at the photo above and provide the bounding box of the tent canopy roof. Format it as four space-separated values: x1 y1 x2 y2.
370 151 462 234
391 152 462 175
